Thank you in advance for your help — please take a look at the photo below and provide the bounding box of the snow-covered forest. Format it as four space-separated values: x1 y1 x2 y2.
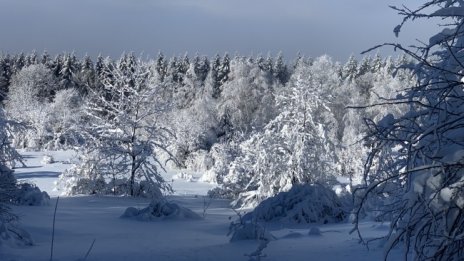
1 1 464 260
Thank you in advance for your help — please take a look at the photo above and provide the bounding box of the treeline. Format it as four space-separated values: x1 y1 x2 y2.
1 51 414 207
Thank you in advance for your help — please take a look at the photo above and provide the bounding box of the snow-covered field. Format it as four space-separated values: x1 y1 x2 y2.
2 151 402 261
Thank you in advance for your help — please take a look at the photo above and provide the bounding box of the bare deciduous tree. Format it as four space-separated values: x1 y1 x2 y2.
352 2 464 260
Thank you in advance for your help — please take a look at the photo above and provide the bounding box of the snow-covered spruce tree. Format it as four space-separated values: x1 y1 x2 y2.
0 55 12 101
68 56 175 197
352 2 464 260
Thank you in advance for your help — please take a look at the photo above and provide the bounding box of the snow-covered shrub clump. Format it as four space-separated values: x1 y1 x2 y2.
199 170 218 184
184 150 214 172
308 226 322 236
199 142 241 185
172 172 196 182
56 162 163 198
14 183 50 206
244 184 346 224
5 64 84 150
0 166 17 222
228 211 276 242
228 222 275 242
41 154 54 164
121 199 201 221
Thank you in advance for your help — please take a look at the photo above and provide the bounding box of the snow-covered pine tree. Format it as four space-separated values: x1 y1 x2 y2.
218 53 230 86
356 56 371 78
24 51 37 67
94 54 105 79
193 54 210 86
59 53 79 90
11 53 25 75
74 54 96 96
342 55 358 81
0 55 12 101
274 52 289 84
206 54 222 99
40 51 51 67
154 51 168 83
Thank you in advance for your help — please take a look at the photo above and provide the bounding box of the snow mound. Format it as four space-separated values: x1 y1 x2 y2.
121 199 202 221
308 226 322 236
14 183 50 206
245 184 346 224
228 222 276 242
0 221 34 247
41 154 55 165
280 231 305 239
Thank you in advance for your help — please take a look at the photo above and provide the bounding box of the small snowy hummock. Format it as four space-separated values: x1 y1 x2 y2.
308 226 322 236
121 199 202 221
172 171 196 182
41 154 55 165
245 184 346 224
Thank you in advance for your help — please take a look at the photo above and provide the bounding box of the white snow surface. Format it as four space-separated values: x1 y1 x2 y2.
2 150 404 260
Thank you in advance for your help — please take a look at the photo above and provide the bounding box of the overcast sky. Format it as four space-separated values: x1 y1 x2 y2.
0 0 435 61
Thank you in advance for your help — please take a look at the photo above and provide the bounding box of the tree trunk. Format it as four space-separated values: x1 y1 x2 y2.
130 154 136 196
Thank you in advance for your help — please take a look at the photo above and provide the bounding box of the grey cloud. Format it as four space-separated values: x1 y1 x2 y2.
0 0 436 61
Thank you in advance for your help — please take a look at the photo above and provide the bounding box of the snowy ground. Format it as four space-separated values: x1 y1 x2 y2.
2 150 402 261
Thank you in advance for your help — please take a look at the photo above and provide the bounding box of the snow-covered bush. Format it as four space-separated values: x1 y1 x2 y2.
0 166 17 223
0 108 26 222
244 184 346 224
172 172 196 182
184 149 214 172
5 64 57 149
228 211 276 242
168 97 218 167
41 154 54 165
308 226 322 236
56 159 163 198
199 141 241 185
121 199 201 221
43 88 84 149
228 222 275 242
5 64 84 150
0 165 36 248
13 183 50 206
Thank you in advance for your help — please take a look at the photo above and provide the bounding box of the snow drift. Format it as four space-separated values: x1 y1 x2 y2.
121 199 202 221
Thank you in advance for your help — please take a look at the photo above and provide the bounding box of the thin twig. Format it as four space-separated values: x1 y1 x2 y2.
83 238 96 260
50 197 59 261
